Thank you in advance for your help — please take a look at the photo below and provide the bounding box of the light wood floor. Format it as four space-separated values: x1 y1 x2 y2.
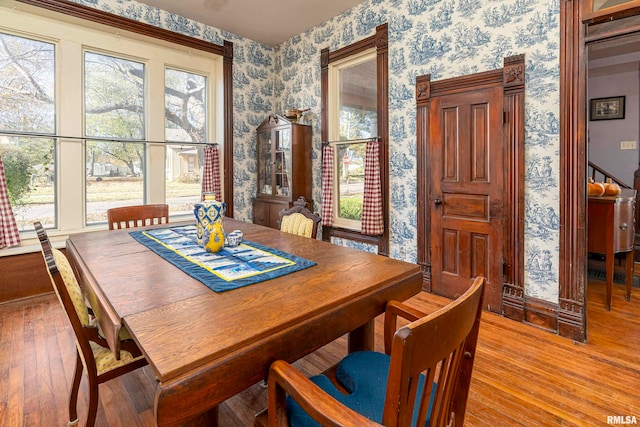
1 279 639 426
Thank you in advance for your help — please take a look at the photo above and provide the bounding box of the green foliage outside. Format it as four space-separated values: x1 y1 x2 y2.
0 146 32 206
339 196 363 221
0 137 54 208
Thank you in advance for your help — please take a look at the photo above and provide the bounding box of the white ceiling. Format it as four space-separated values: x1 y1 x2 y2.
135 0 366 46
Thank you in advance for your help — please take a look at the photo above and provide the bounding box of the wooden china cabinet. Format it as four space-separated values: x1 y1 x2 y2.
252 114 312 230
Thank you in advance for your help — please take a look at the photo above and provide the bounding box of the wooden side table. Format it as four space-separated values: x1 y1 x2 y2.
588 189 636 310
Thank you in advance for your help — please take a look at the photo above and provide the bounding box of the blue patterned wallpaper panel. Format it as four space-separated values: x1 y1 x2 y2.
70 0 560 302
276 0 561 303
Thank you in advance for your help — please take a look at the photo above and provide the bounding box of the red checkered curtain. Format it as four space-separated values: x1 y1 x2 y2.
201 145 221 201
361 140 383 235
0 154 21 248
321 144 334 227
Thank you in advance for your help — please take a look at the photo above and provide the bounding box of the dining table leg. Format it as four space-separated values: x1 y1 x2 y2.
347 319 375 353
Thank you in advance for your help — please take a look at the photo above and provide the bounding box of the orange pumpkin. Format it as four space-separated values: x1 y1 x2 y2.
587 178 605 197
603 178 621 196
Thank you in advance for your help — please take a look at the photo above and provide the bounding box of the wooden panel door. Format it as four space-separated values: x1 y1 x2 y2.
430 86 504 312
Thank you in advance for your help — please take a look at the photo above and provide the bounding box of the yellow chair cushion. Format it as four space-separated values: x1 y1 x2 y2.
51 248 91 327
50 248 135 349
48 248 143 375
90 341 144 375
281 213 314 238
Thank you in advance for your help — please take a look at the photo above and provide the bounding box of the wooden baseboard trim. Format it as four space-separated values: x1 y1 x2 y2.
557 297 586 342
503 282 525 322
503 283 563 335
523 296 558 333
419 264 432 292
0 290 54 307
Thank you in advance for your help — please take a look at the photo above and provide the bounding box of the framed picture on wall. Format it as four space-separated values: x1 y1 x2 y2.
590 96 625 121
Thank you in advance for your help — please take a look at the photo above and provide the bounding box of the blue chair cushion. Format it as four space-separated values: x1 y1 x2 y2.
287 351 433 427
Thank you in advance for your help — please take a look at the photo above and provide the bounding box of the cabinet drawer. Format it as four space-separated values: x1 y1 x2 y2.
614 199 634 251
252 200 269 227
253 198 288 230
588 190 636 254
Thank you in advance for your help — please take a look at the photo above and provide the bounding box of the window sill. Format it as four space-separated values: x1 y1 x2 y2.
0 225 107 257
1 213 194 257
324 226 381 246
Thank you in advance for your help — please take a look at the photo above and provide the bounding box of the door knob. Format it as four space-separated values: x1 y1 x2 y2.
434 198 442 206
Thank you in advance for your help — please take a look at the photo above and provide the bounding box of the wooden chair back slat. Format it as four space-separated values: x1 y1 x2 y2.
258 276 485 427
384 276 484 427
107 204 169 230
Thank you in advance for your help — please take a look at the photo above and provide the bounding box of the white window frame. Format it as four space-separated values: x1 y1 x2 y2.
328 48 376 230
0 5 223 252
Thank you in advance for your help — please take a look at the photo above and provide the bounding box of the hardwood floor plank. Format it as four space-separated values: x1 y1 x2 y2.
45 301 74 425
6 303 25 427
466 381 568 427
23 302 42 426
101 379 145 427
473 352 619 425
2 279 639 426
33 301 58 426
120 368 155 416
0 302 14 426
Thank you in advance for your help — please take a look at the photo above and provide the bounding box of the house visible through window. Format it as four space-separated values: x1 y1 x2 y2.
84 51 146 224
164 68 208 216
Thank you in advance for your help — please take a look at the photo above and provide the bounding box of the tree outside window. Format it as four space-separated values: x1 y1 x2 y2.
0 30 214 230
0 32 56 230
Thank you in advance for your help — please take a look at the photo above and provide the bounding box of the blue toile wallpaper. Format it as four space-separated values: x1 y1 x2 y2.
70 0 560 303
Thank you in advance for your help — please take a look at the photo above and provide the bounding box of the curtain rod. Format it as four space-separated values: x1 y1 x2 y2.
0 130 218 146
322 137 380 146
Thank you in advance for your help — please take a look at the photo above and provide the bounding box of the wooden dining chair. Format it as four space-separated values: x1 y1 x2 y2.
255 276 485 427
278 196 321 239
34 222 147 427
106 203 169 230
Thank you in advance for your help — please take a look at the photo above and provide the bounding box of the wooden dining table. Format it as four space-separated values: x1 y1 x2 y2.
66 218 422 427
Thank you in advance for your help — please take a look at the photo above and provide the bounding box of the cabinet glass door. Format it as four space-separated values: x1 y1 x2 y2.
275 128 291 198
583 0 640 20
257 130 273 196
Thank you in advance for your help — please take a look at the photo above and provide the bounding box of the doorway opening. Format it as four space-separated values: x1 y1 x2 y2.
585 19 640 335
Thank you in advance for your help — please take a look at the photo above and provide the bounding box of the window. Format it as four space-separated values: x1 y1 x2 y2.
321 23 389 253
0 6 223 236
84 51 146 224
0 32 56 230
329 51 376 229
164 68 208 216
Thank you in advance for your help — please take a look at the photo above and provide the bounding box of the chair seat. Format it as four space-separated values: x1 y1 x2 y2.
89 341 145 375
97 322 135 342
287 351 431 427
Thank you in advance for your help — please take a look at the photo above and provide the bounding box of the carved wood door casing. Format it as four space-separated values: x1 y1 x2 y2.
417 55 525 318
430 87 505 312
